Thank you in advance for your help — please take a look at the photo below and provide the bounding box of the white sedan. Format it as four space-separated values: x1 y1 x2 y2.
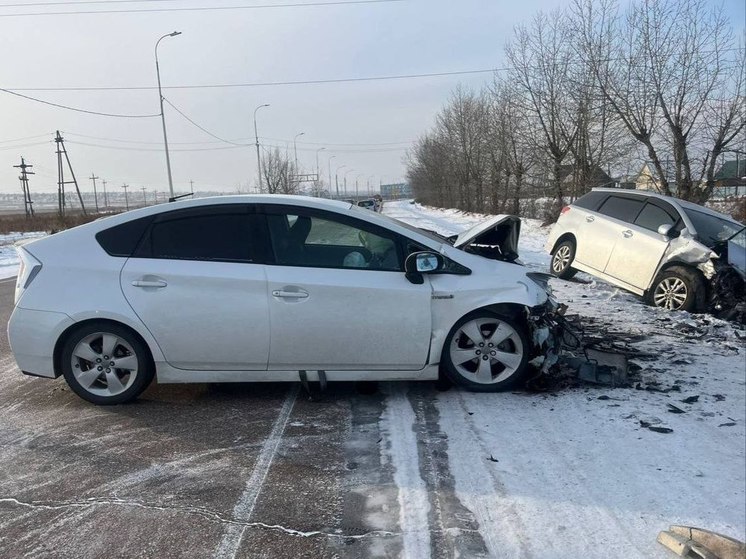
9 196 556 404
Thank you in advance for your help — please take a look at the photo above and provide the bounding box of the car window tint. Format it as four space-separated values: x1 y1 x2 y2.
142 213 253 262
634 203 676 232
597 196 644 223
267 212 401 271
573 191 607 212
96 215 153 257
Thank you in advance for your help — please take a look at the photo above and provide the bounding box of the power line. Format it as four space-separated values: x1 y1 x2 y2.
0 88 159 118
66 140 246 152
6 68 500 92
0 141 52 151
0 133 50 144
0 0 184 7
0 0 403 17
261 135 412 146
163 97 249 146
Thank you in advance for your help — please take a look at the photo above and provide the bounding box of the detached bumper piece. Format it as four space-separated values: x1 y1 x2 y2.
657 525 745 559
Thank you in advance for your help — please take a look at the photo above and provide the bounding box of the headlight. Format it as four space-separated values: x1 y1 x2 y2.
526 272 553 295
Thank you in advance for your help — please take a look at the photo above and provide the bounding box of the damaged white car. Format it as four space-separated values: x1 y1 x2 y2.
9 195 560 404
546 188 745 319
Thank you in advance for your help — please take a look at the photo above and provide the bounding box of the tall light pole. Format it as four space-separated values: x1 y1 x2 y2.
315 147 326 181
293 132 305 171
336 164 347 198
356 173 364 199
254 104 270 193
328 155 336 197
155 31 181 201
368 175 375 196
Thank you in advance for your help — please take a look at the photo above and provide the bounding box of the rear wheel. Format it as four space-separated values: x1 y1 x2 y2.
61 322 154 405
550 239 578 279
443 311 531 392
647 266 706 313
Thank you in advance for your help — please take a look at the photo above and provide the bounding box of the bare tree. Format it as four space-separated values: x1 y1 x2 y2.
261 148 300 195
573 0 745 201
506 10 580 216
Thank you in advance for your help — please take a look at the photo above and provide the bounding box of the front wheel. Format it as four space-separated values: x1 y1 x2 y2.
442 311 531 392
646 266 706 313
550 240 578 279
61 322 154 405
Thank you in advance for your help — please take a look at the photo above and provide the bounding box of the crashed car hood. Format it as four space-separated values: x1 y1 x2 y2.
452 215 521 262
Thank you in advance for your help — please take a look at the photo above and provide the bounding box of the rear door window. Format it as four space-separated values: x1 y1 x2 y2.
135 206 256 262
597 196 645 223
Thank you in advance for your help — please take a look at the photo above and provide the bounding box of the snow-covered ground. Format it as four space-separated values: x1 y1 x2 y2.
383 200 745 557
0 232 45 279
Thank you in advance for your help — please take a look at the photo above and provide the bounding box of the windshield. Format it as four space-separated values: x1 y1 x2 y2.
683 209 744 248
349 205 448 245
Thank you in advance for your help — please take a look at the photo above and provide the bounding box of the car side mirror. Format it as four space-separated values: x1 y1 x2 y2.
657 224 673 237
404 251 444 284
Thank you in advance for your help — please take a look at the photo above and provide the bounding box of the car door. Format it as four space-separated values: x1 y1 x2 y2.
120 205 270 371
260 205 432 371
604 200 678 289
572 194 622 272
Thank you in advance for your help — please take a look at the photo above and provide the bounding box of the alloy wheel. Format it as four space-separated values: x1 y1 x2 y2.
653 277 688 310
448 317 524 384
70 332 139 397
552 245 572 274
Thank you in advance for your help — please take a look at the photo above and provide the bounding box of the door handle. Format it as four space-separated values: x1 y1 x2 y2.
622 230 633 238
272 289 309 299
585 216 595 223
132 279 167 288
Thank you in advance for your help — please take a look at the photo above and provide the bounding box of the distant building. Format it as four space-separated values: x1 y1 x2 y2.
557 165 615 191
713 159 746 198
381 183 413 199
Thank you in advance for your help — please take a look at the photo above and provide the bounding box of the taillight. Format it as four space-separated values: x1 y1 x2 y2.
560 206 571 215
14 247 42 305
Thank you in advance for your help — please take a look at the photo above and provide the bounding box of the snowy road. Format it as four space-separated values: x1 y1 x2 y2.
0 201 743 558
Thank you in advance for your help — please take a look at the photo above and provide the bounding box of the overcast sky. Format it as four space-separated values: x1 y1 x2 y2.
1 0 744 196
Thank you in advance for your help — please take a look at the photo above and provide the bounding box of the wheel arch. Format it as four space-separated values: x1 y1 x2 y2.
645 262 708 312
549 233 576 255
53 318 156 379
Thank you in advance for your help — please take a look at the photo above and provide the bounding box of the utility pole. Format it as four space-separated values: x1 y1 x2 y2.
254 104 270 193
189 179 194 194
102 179 109 207
54 131 87 216
122 183 130 210
154 190 158 204
155 31 181 201
13 157 35 218
89 173 100 212
141 186 147 206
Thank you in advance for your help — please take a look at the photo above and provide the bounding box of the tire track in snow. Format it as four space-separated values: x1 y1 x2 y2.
215 384 299 559
380 383 431 558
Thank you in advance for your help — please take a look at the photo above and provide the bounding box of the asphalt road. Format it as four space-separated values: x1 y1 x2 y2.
0 278 479 559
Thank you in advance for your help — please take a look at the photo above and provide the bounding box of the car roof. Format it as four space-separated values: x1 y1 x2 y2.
589 188 740 224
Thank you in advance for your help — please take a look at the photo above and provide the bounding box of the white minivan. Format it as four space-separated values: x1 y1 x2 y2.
546 188 745 315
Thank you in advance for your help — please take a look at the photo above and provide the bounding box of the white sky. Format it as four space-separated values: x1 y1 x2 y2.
1 0 744 196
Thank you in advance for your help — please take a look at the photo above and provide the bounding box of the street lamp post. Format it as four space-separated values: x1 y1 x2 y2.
155 31 181 201
356 173 364 199
328 155 336 197
336 164 347 198
344 168 355 197
254 104 270 193
315 147 326 181
293 132 305 172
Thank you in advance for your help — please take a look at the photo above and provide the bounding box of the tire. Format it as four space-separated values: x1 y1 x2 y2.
61 322 154 405
550 239 578 279
442 311 531 392
646 266 706 313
